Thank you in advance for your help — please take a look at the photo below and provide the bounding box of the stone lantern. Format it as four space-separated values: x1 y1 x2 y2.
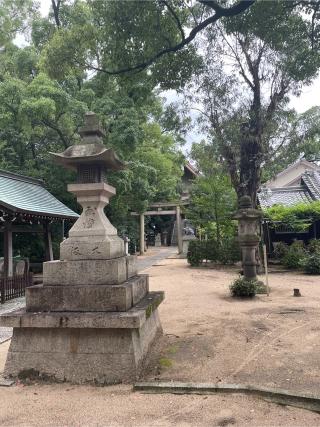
0 112 164 384
51 111 126 262
233 195 263 282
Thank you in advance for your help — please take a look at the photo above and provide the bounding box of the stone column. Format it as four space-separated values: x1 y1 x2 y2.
140 213 145 255
4 222 13 277
176 206 183 254
234 196 263 282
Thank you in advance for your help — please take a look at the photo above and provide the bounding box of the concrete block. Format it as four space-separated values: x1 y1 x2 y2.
43 257 127 286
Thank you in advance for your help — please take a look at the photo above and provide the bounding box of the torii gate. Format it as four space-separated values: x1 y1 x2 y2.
131 201 187 255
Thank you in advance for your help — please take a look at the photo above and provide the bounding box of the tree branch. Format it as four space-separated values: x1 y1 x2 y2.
265 78 289 125
51 0 61 28
160 0 185 40
42 119 69 148
85 0 254 75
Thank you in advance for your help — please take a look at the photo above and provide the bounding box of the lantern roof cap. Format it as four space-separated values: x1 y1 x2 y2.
50 143 125 171
50 111 125 171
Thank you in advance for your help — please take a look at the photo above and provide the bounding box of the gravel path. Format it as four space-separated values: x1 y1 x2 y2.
2 256 319 425
137 247 178 271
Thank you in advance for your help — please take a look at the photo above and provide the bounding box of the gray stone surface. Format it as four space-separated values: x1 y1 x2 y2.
126 255 137 278
182 235 197 256
137 247 177 271
4 309 162 384
43 257 127 286
0 291 164 330
26 275 148 312
60 235 125 261
0 297 25 344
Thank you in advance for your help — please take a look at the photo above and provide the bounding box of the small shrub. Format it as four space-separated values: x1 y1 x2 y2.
273 242 289 260
230 277 257 298
187 240 203 266
303 252 320 275
307 239 320 254
205 240 219 261
282 241 305 269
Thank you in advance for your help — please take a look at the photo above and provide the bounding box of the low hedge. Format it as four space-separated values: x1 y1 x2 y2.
273 240 320 274
187 238 241 267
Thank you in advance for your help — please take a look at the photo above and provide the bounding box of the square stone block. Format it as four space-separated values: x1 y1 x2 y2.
60 235 125 261
0 291 164 330
3 309 162 384
26 275 149 312
43 257 127 286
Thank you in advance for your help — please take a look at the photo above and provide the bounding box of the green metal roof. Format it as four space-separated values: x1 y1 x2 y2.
0 170 79 220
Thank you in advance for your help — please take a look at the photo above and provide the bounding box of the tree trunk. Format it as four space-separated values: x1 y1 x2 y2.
238 127 263 208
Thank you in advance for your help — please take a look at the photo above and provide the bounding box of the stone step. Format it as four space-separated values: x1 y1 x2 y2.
0 291 164 329
26 275 148 313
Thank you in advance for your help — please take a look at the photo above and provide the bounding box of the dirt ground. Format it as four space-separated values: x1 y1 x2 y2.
1 257 320 426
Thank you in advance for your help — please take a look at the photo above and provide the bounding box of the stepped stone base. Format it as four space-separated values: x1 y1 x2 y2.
1 292 164 384
26 275 149 312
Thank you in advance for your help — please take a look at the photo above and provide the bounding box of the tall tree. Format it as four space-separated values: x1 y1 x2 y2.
185 1 320 205
188 142 236 241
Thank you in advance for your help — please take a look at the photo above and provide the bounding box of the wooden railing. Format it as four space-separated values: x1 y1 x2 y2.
0 273 33 304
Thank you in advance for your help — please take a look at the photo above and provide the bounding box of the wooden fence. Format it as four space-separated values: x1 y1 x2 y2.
0 273 33 304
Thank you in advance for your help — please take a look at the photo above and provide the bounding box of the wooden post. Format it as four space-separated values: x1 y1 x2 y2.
176 206 183 254
140 213 145 255
44 222 54 261
263 244 270 296
4 222 13 277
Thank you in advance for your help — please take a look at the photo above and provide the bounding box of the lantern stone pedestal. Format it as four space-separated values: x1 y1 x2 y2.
0 112 164 384
234 196 266 292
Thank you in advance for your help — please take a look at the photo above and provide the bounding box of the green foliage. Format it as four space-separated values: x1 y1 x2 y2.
187 238 240 267
0 0 187 262
308 239 320 254
265 202 320 232
230 277 257 298
188 143 237 241
0 0 36 48
273 239 320 274
302 252 320 275
187 240 204 267
273 242 289 260
282 241 306 269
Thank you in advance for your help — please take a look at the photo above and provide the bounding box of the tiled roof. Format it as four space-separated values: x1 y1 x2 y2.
258 186 314 209
301 170 320 200
0 170 78 219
